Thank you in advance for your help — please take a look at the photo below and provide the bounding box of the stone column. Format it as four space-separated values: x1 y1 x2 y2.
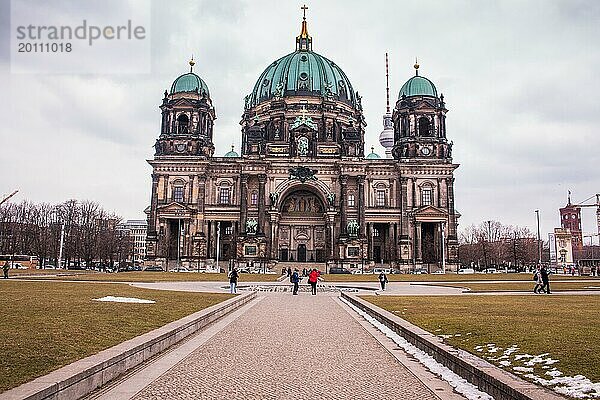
258 174 266 234
162 175 169 203
187 175 195 204
368 223 373 260
240 174 248 233
340 175 348 234
358 175 366 237
400 178 409 237
149 173 159 235
415 222 422 262
447 178 457 239
198 175 207 212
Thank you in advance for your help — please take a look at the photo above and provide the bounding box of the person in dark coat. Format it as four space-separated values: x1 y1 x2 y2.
228 267 239 294
291 268 300 295
378 271 389 291
308 268 320 295
540 265 551 294
2 261 9 279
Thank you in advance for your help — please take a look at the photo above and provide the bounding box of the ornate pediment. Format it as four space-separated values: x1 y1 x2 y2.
157 202 194 217
413 205 448 222
290 115 318 131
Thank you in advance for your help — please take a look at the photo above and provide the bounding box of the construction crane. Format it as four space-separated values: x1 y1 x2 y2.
575 193 600 240
0 190 18 207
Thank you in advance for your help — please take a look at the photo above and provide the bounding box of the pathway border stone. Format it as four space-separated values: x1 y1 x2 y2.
341 292 565 400
0 292 256 400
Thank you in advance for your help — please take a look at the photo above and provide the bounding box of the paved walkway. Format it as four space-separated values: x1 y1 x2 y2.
92 293 460 400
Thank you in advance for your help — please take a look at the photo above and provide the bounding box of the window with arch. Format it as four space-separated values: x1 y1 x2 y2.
173 187 184 202
421 185 433 206
219 187 231 204
176 113 189 134
225 225 233 235
376 190 386 207
250 191 258 206
348 193 355 207
419 116 432 137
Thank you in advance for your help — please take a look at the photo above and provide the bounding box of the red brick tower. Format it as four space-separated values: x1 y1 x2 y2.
560 192 583 250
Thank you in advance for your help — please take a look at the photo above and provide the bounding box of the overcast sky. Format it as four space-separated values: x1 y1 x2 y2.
0 0 599 242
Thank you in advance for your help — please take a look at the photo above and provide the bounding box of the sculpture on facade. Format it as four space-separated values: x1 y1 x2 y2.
246 219 258 234
347 220 359 237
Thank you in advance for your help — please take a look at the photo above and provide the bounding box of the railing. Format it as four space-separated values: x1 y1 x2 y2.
279 249 327 263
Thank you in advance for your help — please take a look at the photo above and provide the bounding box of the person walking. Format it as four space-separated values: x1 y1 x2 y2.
287 267 292 280
228 267 239 294
308 268 319 295
540 265 551 294
2 261 9 279
378 271 389 291
533 266 543 294
291 268 300 295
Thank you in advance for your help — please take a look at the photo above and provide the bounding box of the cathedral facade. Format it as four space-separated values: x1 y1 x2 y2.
145 15 459 272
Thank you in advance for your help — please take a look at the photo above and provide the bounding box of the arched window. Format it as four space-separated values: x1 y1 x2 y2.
219 187 231 204
421 185 433 206
250 191 258 206
173 186 184 203
348 193 355 207
376 190 386 207
176 113 189 134
419 116 431 137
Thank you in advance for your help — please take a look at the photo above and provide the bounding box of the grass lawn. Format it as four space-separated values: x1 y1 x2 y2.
13 271 280 283
0 280 234 393
321 273 599 282
425 282 600 292
364 295 600 384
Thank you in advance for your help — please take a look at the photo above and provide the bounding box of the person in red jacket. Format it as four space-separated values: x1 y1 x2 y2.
308 268 320 295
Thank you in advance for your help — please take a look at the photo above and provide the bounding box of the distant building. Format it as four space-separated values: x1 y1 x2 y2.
550 228 575 270
116 220 147 265
559 194 583 250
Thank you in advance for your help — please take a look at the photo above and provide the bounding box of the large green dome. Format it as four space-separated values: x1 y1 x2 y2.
248 50 356 108
171 72 210 96
398 75 437 99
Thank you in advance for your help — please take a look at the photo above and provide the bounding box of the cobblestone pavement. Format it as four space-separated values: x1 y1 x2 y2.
132 293 441 400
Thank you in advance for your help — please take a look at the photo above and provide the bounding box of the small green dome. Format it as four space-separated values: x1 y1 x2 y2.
224 146 239 157
399 75 437 99
248 50 356 108
171 72 210 96
365 147 381 159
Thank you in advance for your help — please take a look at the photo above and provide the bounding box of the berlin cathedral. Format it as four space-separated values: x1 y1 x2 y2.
145 11 459 272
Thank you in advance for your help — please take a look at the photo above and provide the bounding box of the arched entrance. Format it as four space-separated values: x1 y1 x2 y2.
278 189 327 263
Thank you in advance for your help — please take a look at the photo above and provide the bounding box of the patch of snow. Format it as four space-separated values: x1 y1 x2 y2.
93 296 155 304
524 373 600 399
499 360 511 367
513 366 534 373
514 354 533 360
546 370 563 378
341 298 494 400
439 334 452 339
454 334 462 337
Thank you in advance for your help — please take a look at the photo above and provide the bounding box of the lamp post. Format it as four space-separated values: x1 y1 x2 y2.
535 210 541 267
58 223 65 269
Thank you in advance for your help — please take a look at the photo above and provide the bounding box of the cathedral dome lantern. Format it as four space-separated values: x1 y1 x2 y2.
241 6 365 159
154 57 216 158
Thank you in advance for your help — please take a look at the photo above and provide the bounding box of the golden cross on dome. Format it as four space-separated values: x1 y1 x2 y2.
301 4 308 20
